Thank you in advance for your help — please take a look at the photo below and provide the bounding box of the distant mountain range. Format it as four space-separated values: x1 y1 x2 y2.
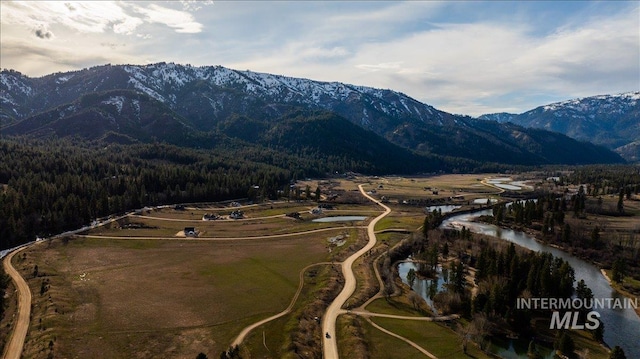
0 63 627 171
479 92 640 162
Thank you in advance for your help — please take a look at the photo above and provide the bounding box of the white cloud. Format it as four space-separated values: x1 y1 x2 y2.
0 1 204 36
307 5 639 115
133 3 203 34
0 1 142 34
1 1 637 116
180 0 214 12
356 62 404 72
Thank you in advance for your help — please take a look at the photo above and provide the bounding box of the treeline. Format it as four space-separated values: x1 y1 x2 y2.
562 165 640 197
491 189 639 281
383 223 584 351
0 138 302 250
432 227 606 357
472 245 575 327
0 128 527 251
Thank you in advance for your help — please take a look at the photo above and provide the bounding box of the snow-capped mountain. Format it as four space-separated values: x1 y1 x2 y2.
479 93 640 161
1 63 450 132
0 63 625 166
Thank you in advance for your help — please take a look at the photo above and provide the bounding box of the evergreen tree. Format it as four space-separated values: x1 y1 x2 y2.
612 258 626 284
561 223 571 243
617 188 624 213
554 331 575 355
407 268 416 288
609 346 627 359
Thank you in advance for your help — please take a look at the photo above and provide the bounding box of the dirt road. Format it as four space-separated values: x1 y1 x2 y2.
2 246 32 359
365 317 438 358
321 185 391 359
230 262 334 348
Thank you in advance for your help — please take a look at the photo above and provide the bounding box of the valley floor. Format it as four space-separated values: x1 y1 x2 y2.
3 173 633 358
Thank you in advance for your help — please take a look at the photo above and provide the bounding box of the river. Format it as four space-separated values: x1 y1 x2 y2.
440 209 640 357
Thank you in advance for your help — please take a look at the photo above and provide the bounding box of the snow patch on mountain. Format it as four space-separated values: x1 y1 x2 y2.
56 75 74 84
0 73 33 96
132 99 140 119
542 92 639 112
102 96 125 114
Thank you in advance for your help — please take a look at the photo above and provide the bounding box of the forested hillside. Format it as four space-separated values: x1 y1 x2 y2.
0 136 494 250
0 139 279 249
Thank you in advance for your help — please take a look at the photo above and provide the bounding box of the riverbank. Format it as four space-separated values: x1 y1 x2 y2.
474 216 640 322
600 269 640 319
444 209 640 357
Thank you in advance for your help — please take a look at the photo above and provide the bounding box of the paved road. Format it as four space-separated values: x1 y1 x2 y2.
321 185 391 359
2 246 32 359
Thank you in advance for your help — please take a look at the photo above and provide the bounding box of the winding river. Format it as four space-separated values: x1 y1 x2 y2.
441 209 640 357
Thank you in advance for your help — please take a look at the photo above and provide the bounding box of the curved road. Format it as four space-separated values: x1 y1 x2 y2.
365 317 437 359
322 185 391 359
2 246 32 359
230 262 335 348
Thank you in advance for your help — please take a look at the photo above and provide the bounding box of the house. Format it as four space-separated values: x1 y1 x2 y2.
202 213 219 221
184 227 197 237
286 212 302 219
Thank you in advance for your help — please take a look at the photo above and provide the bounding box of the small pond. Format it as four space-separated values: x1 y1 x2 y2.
398 260 557 358
398 261 447 315
494 183 522 190
425 205 460 214
473 198 498 204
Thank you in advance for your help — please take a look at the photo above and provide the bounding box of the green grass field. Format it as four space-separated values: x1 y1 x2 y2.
365 318 491 359
17 230 334 358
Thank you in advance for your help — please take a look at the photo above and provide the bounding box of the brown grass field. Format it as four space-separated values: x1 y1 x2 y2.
8 173 634 358
14 221 360 358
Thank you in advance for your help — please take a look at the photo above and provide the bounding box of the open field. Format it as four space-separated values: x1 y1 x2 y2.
240 262 342 358
365 317 491 359
364 297 426 318
374 208 426 232
86 214 364 238
147 202 382 220
84 202 381 239
14 222 358 358
8 173 629 358
366 174 503 200
303 174 510 205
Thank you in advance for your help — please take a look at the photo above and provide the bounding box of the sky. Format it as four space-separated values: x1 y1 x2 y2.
1 1 639 116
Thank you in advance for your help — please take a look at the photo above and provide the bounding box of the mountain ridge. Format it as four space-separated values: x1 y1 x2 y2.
0 62 625 167
479 92 640 161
